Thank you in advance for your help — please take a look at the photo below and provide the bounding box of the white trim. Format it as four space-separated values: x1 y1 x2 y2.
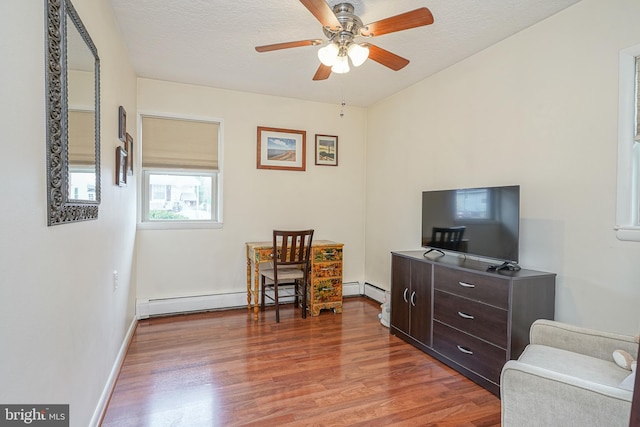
89 317 137 427
136 293 247 319
136 282 363 319
363 282 386 303
616 44 640 241
137 220 223 230
342 281 362 297
614 225 640 242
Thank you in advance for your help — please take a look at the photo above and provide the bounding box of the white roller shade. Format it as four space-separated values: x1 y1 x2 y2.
142 116 219 170
68 110 95 166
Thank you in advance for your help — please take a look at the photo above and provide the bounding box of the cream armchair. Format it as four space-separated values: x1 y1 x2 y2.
500 319 637 427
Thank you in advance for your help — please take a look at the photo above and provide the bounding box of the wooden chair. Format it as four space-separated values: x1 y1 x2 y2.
260 229 314 323
431 226 466 250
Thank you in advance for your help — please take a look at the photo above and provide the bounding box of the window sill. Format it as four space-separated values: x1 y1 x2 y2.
615 226 640 242
137 221 223 231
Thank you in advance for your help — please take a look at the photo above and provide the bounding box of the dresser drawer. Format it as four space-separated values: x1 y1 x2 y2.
433 321 506 384
313 247 343 262
312 262 342 278
433 290 508 348
434 266 508 309
310 278 342 302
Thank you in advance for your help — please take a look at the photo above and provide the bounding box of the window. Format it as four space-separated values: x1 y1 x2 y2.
455 188 490 220
69 168 96 200
616 45 640 241
140 115 222 228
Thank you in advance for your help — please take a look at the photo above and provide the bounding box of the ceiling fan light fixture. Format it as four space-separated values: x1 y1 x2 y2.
256 2 435 81
347 43 369 67
318 43 339 66
331 54 350 74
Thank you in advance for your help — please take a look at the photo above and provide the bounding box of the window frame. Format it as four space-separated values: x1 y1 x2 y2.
137 113 223 230
616 45 640 241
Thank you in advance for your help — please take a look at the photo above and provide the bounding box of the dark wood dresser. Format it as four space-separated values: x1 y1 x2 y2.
390 250 556 395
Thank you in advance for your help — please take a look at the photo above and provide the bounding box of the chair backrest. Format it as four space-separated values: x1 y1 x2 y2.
431 226 466 250
272 229 314 268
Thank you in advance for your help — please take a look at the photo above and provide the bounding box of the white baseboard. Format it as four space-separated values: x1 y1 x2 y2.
89 317 137 427
363 282 387 303
137 292 248 319
342 281 362 297
136 282 363 319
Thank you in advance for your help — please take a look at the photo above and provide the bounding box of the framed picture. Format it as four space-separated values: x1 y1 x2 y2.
125 133 133 175
118 106 126 142
116 146 127 186
257 126 306 171
315 134 338 166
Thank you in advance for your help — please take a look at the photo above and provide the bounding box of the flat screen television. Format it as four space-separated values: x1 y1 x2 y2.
421 185 520 266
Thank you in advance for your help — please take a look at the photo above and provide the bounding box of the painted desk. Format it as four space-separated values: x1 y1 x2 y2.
245 240 344 320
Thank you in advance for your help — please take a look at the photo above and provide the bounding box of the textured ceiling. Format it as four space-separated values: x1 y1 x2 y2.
108 0 581 107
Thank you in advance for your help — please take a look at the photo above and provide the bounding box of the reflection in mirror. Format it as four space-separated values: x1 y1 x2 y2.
68 109 97 200
67 17 96 202
46 0 100 224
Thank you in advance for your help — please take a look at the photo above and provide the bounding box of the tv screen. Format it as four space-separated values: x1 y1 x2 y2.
421 185 520 263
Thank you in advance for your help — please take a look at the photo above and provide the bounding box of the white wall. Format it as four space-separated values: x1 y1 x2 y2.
365 0 640 335
0 0 137 425
135 79 366 302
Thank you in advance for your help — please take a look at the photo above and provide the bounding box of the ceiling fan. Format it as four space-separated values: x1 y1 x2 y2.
255 0 434 81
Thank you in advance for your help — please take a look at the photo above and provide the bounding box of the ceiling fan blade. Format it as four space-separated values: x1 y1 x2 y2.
367 44 410 71
361 8 434 37
255 39 322 53
299 0 341 30
313 64 332 81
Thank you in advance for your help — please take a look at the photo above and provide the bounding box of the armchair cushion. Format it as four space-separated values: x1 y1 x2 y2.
517 344 631 388
620 370 636 391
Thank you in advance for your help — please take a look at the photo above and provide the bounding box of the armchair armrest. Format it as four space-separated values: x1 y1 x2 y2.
530 319 638 361
501 360 633 427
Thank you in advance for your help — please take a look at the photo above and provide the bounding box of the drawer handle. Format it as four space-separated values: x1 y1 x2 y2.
410 291 416 307
320 267 335 271
458 281 475 288
457 345 474 355
403 288 409 303
457 311 475 320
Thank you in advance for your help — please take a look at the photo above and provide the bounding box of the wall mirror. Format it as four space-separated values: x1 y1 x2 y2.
46 0 100 225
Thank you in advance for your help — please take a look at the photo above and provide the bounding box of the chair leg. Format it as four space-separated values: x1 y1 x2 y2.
260 276 265 312
294 280 299 307
274 280 279 323
301 278 307 319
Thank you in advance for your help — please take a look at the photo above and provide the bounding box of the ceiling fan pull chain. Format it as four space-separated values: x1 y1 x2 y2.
339 77 346 118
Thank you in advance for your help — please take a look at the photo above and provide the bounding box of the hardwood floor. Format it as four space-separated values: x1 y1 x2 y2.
101 297 500 426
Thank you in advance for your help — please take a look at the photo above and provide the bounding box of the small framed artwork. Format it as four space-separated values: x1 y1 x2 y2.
118 106 126 142
257 126 306 171
125 133 133 175
116 146 127 186
315 134 338 166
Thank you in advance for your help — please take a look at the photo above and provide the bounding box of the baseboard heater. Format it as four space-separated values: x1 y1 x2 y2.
136 281 363 319
363 282 386 303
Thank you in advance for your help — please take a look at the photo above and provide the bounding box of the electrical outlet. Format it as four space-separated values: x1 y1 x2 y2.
113 270 119 291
